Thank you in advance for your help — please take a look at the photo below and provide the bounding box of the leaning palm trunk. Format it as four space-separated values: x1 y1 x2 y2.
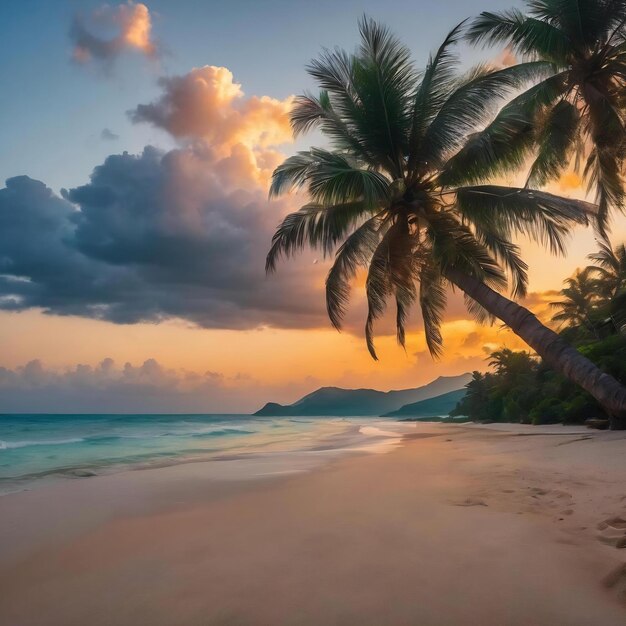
446 267 626 428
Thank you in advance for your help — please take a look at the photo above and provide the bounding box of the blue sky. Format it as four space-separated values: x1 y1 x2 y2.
0 0 517 192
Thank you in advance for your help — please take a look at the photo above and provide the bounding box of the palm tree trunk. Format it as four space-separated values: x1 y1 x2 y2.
445 267 626 429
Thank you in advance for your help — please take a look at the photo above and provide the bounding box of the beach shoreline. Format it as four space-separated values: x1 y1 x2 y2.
0 415 414 496
1 422 626 625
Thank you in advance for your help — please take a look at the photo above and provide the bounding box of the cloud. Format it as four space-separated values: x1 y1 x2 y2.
0 175 106 315
0 357 329 413
129 65 293 181
492 46 517 69
100 128 119 141
0 65 339 331
0 153 326 329
70 1 158 66
0 358 265 413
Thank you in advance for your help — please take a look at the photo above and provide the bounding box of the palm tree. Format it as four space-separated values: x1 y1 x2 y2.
489 348 537 379
450 371 492 420
587 240 626 298
466 0 626 237
550 268 602 334
587 240 626 331
266 18 626 425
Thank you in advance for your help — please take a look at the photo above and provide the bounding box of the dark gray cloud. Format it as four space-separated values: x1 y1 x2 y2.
100 128 119 141
0 175 131 318
0 147 328 329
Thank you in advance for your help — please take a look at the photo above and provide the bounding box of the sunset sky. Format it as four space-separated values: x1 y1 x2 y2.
1 0 625 413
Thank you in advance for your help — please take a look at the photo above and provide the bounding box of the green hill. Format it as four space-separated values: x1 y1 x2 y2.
254 374 471 417
383 389 467 418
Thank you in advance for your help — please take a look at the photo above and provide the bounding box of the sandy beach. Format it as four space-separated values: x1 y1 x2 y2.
1 423 626 625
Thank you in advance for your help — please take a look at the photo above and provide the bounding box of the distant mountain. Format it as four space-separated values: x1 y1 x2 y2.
382 388 466 418
253 374 471 417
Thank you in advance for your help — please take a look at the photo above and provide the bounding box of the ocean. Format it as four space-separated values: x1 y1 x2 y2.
0 413 412 494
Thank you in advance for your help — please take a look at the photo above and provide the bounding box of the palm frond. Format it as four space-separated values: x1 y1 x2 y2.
270 148 390 208
325 215 386 329
466 9 528 46
455 185 592 255
407 21 465 176
583 96 626 237
364 220 415 358
464 293 496 325
422 61 555 168
352 16 416 177
466 10 571 63
549 267 600 328
526 99 580 187
586 239 626 297
364 239 392 361
426 212 509 291
587 238 620 271
600 1 626 41
529 0 610 45
266 201 376 272
584 149 625 238
306 46 359 113
464 1 626 247
290 92 376 166
439 72 568 186
474 226 529 298
418 261 447 357
305 45 403 177
305 23 417 179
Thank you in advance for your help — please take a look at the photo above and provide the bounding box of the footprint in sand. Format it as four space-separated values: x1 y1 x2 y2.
602 563 626 602
527 487 574 512
596 516 626 549
598 516 626 531
451 498 488 507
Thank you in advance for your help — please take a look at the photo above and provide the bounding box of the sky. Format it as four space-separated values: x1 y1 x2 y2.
0 0 625 413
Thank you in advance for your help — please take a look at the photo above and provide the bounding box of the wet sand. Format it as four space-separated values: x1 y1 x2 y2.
1 423 626 625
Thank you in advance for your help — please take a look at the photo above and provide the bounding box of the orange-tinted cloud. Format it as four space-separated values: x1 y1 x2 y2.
70 1 158 66
130 66 293 186
132 66 292 145
491 46 517 69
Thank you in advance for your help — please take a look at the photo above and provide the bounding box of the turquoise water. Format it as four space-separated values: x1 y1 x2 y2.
0 414 405 494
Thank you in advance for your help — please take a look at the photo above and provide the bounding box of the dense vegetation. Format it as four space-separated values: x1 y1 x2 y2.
452 243 626 425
